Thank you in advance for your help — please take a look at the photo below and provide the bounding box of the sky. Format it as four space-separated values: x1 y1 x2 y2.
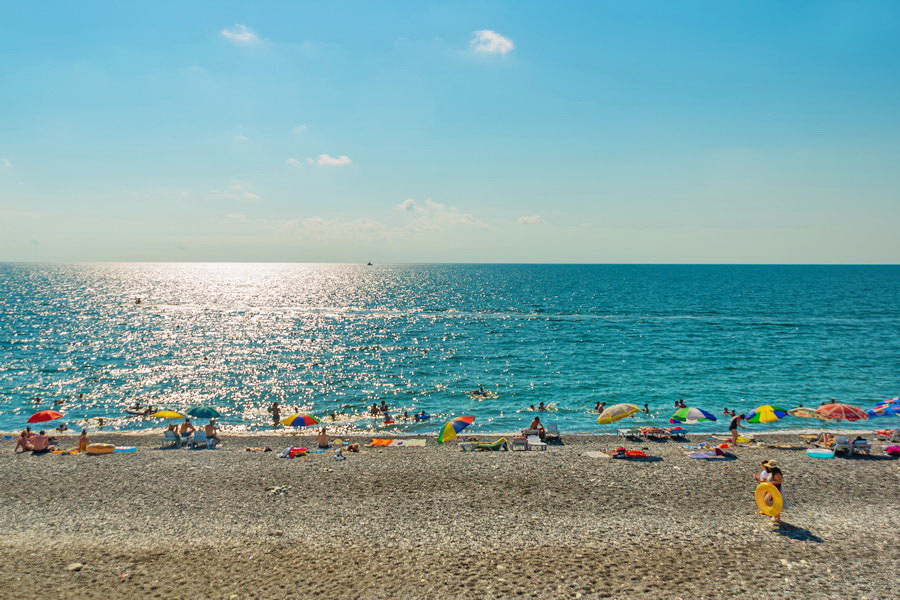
1 0 898 263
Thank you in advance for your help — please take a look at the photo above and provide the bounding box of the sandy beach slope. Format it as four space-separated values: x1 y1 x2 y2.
0 433 897 599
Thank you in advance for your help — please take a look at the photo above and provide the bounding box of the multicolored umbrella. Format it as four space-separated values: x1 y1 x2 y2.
746 405 789 424
597 403 640 425
865 398 900 419
437 416 475 444
26 410 64 424
669 407 717 425
187 406 222 419
280 414 320 427
816 403 868 422
787 407 833 421
151 411 185 420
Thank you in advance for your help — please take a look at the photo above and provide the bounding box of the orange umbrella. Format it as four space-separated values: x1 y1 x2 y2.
26 410 64 423
815 403 867 422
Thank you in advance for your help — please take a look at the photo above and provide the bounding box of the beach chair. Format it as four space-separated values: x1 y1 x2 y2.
874 429 900 442
545 424 560 442
191 430 214 449
832 435 852 456
161 430 181 448
520 430 547 451
618 428 640 440
666 427 688 440
511 437 528 451
851 438 871 455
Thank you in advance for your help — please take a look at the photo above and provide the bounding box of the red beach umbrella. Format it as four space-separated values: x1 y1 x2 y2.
27 410 64 423
815 403 868 422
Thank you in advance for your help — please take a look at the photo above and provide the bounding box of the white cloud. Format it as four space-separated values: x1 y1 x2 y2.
311 153 352 166
292 125 308 135
517 215 543 225
471 30 514 55
226 213 246 220
233 134 252 143
285 158 303 167
0 158 11 168
221 24 259 44
209 179 262 202
396 198 487 231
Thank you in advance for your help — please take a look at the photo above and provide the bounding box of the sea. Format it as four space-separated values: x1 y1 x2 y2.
0 263 897 435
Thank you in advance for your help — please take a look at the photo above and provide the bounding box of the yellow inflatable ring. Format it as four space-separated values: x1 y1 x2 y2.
755 482 783 517
86 443 116 455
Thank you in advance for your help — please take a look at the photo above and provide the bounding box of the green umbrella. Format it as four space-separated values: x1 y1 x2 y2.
187 406 221 419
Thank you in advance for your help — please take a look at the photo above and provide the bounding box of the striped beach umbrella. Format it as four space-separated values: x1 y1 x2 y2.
669 407 717 425
746 405 788 424
816 403 868 422
437 416 475 444
597 404 640 425
865 398 900 419
26 410 64 424
280 414 320 427
788 407 833 421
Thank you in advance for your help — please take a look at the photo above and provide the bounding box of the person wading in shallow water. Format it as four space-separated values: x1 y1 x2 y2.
269 402 281 427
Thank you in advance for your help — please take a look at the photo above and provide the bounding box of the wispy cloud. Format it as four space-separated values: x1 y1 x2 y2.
209 179 262 202
233 134 253 143
0 158 11 168
309 153 352 166
225 213 246 220
292 125 308 135
221 24 259 44
275 217 386 241
471 30 514 55
396 198 487 231
285 158 303 167
516 215 543 225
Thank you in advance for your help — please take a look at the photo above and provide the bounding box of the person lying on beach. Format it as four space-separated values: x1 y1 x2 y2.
204 420 221 444
29 431 56 454
317 427 331 449
14 431 33 453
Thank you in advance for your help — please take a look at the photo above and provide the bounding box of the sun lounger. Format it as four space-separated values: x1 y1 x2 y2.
161 430 182 448
666 427 688 439
460 437 509 452
545 424 560 442
639 427 669 440
851 438 871 455
618 428 640 440
511 436 528 451
874 429 900 442
191 430 216 449
525 434 547 451
832 435 852 456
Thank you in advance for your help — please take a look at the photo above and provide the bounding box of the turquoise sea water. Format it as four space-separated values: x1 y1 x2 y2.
0 263 897 435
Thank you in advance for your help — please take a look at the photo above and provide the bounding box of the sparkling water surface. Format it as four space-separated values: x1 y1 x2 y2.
1 263 897 434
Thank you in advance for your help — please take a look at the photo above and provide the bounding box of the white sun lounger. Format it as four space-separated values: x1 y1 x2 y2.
161 430 181 448
525 434 547 451
833 435 852 456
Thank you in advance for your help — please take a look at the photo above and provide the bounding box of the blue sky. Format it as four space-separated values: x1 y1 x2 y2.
1 0 898 262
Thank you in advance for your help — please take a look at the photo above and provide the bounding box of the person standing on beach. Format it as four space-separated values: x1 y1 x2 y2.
729 414 746 444
269 402 281 426
754 460 784 522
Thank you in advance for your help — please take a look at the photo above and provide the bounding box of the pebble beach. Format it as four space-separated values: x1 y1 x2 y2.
1 432 897 600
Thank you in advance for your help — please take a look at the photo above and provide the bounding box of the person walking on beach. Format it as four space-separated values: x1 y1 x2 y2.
754 460 784 522
729 414 746 445
269 402 281 426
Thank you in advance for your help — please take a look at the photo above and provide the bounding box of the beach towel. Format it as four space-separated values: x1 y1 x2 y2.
389 438 426 447
367 439 393 447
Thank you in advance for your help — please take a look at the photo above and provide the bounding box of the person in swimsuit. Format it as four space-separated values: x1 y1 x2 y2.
77 429 90 452
179 418 196 440
317 427 331 449
269 402 281 426
729 414 746 444
537 402 546 411
29 431 55 454
204 420 221 445
643 404 650 415
14 431 33 453
529 417 546 440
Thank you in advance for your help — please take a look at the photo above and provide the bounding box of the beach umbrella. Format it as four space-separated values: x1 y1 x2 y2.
437 416 475 444
816 403 868 422
865 398 900 419
597 404 640 425
746 405 788 424
26 410 64 424
280 414 320 427
669 407 717 425
151 411 184 420
787 407 833 421
187 406 222 419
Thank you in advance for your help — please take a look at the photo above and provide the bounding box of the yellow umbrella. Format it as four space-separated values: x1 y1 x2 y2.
597 403 640 425
151 411 184 420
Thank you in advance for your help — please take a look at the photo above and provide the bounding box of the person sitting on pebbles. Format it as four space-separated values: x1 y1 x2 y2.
14 431 33 453
317 427 331 449
29 431 56 454
77 429 90 452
